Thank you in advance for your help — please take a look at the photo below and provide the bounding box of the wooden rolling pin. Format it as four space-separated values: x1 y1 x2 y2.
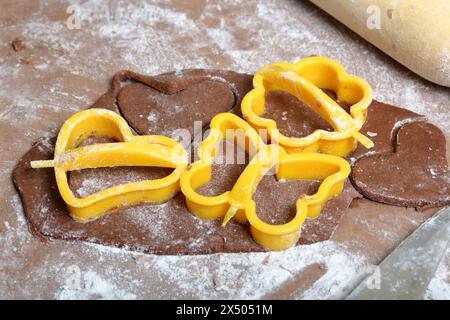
311 0 450 87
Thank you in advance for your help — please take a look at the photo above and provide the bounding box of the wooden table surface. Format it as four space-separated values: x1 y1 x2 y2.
0 0 448 299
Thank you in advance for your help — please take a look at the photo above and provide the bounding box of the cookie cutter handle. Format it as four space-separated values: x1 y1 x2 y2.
222 145 280 226
352 131 374 148
31 160 55 168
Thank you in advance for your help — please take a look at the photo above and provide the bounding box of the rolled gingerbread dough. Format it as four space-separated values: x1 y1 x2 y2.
14 68 449 254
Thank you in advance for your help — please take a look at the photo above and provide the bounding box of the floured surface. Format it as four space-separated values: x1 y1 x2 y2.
1 0 449 299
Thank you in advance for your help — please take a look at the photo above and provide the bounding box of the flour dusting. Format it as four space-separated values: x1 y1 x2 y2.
1 0 448 299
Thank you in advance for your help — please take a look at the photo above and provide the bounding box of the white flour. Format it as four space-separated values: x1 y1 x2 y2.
0 0 448 299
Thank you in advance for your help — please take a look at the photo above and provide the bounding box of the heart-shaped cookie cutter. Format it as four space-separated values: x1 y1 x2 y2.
31 108 188 222
180 113 351 250
241 56 374 156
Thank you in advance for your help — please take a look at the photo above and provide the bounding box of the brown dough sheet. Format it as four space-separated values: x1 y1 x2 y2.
13 72 359 254
13 70 449 255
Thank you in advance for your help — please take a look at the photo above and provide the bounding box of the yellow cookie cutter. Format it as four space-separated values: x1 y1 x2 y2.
31 108 188 223
180 113 351 250
241 56 374 156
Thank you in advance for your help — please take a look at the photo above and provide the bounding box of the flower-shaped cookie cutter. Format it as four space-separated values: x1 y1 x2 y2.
180 113 351 250
241 56 374 156
31 108 188 222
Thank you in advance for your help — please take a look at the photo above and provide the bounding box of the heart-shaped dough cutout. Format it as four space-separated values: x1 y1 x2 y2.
91 69 253 137
352 121 450 208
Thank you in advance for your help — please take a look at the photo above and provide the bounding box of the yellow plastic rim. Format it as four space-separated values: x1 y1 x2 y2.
180 112 351 251
241 56 374 157
31 108 188 222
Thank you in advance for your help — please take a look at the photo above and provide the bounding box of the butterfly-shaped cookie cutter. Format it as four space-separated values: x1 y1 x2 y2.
241 56 374 156
31 108 188 222
180 113 351 250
